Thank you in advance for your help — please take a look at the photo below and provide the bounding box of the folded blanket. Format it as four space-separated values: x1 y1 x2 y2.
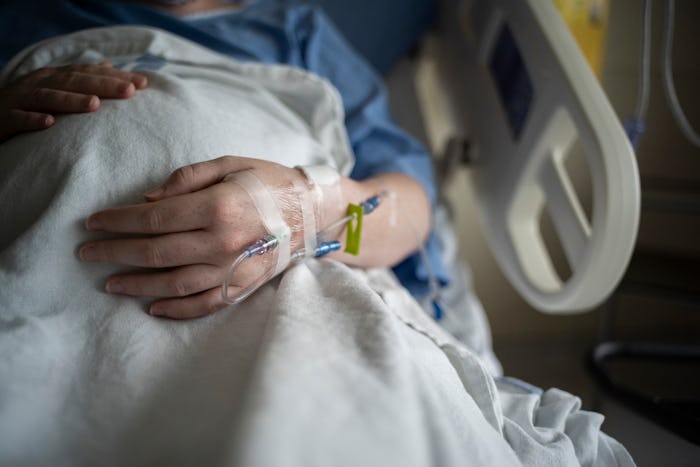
0 26 634 467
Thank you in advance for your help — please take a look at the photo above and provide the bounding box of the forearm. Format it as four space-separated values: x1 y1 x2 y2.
324 172 431 268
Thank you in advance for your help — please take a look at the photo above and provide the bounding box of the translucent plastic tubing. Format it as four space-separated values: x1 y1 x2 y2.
220 166 445 319
221 165 341 305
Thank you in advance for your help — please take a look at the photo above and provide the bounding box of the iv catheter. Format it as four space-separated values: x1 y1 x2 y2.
221 187 445 320
290 191 384 260
221 191 388 305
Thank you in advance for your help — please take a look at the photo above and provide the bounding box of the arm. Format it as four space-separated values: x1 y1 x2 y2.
74 5 437 319
79 156 430 319
331 172 430 269
295 7 448 294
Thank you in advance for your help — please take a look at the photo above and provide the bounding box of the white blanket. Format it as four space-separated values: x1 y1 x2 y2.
0 27 634 467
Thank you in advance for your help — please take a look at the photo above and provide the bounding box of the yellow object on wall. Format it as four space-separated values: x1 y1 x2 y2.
553 0 609 79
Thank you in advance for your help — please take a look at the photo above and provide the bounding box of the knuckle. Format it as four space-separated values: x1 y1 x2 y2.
167 277 190 297
144 241 165 268
141 209 162 234
173 165 196 187
28 87 48 104
57 90 74 107
31 67 53 81
63 71 80 87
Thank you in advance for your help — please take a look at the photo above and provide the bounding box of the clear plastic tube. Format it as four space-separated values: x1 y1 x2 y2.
625 0 653 148
221 235 278 305
635 0 652 121
222 185 444 319
662 0 700 148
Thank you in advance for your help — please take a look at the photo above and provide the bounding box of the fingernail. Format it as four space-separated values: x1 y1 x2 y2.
134 75 148 88
79 243 96 261
87 95 100 111
120 83 135 97
85 216 102 231
144 187 163 199
105 279 123 294
149 305 164 317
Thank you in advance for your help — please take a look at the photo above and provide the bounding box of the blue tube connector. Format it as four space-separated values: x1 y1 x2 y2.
314 240 342 258
432 299 445 321
245 235 278 257
624 117 646 149
360 195 382 215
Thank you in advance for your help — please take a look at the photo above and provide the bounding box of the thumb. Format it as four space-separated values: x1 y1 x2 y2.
144 156 256 201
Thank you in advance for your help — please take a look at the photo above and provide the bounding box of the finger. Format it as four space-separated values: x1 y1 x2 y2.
42 70 136 99
1 108 54 135
145 156 258 201
105 264 223 298
79 230 226 268
149 287 229 319
61 63 148 90
86 186 238 233
23 88 99 114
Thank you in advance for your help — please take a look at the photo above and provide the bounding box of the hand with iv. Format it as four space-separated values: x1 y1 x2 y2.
79 156 431 319
0 62 148 143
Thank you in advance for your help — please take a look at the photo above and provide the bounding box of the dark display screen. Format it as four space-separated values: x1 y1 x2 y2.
489 24 534 140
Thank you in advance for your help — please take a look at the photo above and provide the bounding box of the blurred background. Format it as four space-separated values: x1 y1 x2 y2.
316 0 698 463
462 2 696 465
376 0 700 465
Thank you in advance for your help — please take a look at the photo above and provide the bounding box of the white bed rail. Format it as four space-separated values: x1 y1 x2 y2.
436 0 640 313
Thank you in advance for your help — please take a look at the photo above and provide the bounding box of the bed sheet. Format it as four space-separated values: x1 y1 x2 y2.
0 26 634 467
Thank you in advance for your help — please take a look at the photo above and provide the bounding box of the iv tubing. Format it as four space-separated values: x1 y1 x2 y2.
635 0 652 121
662 0 700 148
223 193 379 304
223 186 443 319
222 239 277 305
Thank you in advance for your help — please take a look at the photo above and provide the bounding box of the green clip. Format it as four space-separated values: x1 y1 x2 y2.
345 203 364 255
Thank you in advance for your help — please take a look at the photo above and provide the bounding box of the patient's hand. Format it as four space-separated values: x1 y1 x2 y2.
79 156 430 320
0 62 148 143
79 156 322 319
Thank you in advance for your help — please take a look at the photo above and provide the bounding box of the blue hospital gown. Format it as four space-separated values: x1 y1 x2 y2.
0 0 449 297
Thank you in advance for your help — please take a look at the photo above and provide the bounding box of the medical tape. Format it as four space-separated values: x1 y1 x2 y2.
225 170 291 276
297 164 342 231
292 178 318 258
298 164 340 187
